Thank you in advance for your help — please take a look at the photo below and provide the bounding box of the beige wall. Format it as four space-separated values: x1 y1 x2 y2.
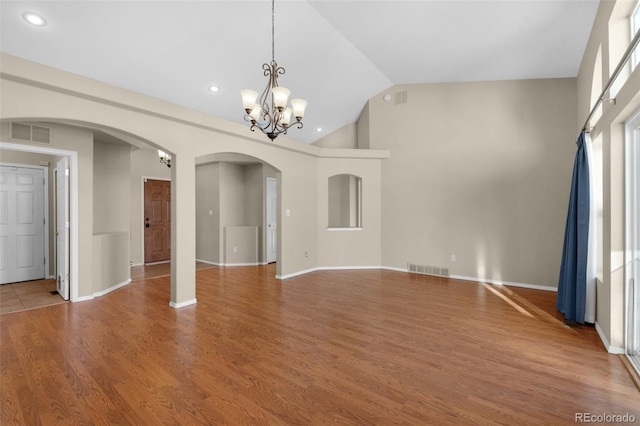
93 142 131 235
576 0 640 350
93 232 129 294
365 78 577 288
195 163 220 264
357 104 370 150
313 122 358 149
245 164 263 227
317 157 383 268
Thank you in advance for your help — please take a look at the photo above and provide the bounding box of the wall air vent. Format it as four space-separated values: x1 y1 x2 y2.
394 90 408 105
11 122 52 144
407 262 450 278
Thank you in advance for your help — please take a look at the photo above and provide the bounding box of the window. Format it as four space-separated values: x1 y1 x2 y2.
625 109 640 375
328 174 362 228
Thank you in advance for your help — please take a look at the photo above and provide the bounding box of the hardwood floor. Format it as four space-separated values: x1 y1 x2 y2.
1 265 638 424
130 261 215 281
0 262 213 315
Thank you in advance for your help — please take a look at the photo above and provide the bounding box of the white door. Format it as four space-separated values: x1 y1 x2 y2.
266 177 277 263
0 166 46 284
56 158 70 300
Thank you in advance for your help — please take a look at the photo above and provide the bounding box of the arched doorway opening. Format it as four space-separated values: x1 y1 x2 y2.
195 152 281 273
1 119 175 303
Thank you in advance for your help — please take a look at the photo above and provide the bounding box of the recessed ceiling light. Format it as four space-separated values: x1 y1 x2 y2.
316 128 323 132
208 85 219 93
22 11 47 27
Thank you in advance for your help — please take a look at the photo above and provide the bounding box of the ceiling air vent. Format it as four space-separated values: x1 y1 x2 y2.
11 122 52 144
394 90 408 105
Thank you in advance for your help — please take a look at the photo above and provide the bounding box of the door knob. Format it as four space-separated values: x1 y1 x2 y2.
145 223 150 228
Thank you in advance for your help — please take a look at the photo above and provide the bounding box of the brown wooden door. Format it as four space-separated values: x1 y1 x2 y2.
144 179 171 263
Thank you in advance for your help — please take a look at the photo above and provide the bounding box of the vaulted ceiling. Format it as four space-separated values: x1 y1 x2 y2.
0 1 600 144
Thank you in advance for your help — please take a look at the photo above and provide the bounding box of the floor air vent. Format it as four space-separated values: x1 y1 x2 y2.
11 122 52 144
407 263 449 278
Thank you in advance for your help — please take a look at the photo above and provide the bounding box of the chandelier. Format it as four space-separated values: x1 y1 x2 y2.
241 0 307 141
157 150 171 168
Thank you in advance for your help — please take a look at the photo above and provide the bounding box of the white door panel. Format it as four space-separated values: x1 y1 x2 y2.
0 166 45 284
266 177 277 264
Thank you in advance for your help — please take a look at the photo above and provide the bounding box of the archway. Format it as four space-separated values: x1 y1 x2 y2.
1 119 178 303
195 152 282 275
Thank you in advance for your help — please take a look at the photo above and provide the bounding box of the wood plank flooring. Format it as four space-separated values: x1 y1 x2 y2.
1 265 639 425
0 262 213 315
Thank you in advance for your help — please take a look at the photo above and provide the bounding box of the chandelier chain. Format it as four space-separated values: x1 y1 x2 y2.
240 0 306 141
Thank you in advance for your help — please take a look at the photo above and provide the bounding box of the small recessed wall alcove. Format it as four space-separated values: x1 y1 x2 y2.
328 174 362 229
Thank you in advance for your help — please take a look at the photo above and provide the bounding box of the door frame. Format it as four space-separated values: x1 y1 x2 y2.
0 142 79 300
55 157 70 300
0 162 49 283
140 176 171 264
625 109 640 374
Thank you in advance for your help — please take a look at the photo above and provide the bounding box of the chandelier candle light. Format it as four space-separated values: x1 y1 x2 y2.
241 0 307 141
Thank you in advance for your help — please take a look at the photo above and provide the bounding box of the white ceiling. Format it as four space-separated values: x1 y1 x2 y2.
0 0 599 144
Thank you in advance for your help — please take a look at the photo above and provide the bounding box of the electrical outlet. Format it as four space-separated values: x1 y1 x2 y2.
233 247 238 253
450 255 456 262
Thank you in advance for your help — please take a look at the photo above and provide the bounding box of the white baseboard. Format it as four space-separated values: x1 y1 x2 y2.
70 279 132 302
276 267 318 280
93 278 131 298
595 321 625 354
317 265 382 271
278 265 393 279
130 262 144 267
221 262 262 267
196 259 268 267
450 274 557 292
170 298 197 309
195 259 220 266
275 266 559 292
381 266 408 273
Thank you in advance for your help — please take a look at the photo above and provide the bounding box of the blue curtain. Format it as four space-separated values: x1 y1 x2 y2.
557 132 590 324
